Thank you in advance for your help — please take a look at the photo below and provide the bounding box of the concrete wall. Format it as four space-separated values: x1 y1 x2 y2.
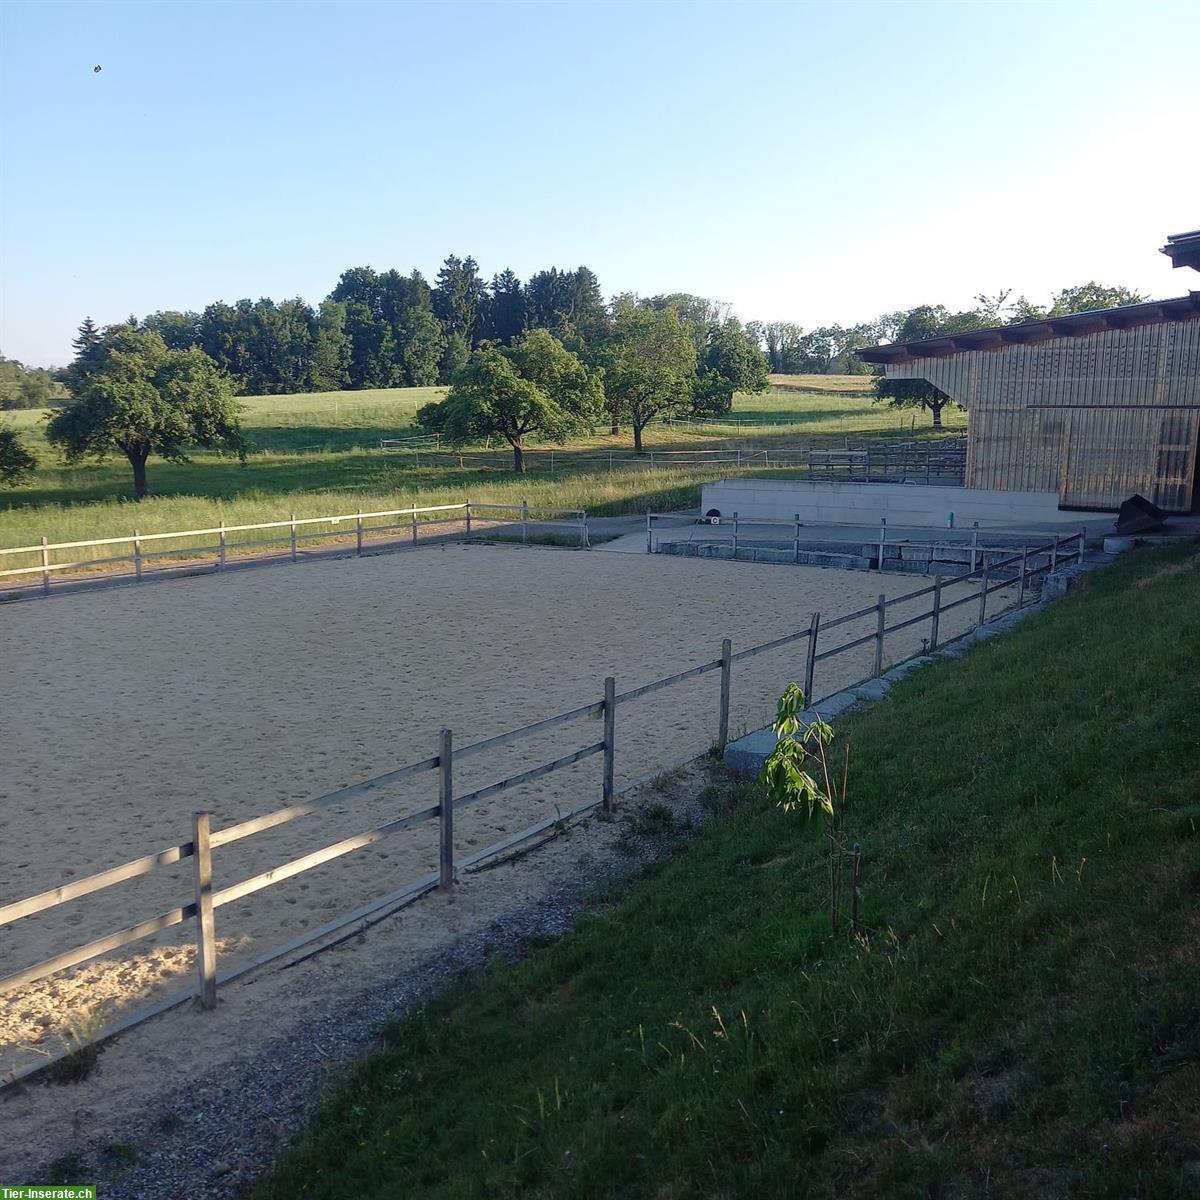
700 480 1075 528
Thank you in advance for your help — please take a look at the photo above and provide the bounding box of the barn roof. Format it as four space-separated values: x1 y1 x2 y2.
856 291 1200 365
1162 229 1200 272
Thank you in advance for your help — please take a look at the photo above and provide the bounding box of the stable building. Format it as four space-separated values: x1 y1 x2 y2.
858 232 1200 512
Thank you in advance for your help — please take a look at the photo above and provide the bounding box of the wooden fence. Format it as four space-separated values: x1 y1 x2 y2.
0 529 1084 1087
0 500 588 600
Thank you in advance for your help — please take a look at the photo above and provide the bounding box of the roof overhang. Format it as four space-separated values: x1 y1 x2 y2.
1162 229 1200 272
857 292 1200 365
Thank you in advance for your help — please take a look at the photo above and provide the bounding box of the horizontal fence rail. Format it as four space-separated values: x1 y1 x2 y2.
0 500 590 600
0 526 1085 1086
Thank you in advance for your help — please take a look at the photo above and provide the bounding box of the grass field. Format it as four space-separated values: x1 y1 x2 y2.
251 544 1200 1198
0 376 966 549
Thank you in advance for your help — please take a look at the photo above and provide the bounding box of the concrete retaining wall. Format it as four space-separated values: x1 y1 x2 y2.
701 480 1073 528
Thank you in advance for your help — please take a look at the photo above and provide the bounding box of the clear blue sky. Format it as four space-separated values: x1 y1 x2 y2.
2 0 1197 366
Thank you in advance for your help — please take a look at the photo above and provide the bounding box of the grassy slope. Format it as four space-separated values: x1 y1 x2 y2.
251 545 1200 1200
0 378 965 547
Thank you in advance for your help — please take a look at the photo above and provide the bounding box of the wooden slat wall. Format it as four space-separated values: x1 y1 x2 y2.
887 316 1200 511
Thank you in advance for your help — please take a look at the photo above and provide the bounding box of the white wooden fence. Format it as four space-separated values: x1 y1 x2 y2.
0 500 589 600
0 530 1084 1087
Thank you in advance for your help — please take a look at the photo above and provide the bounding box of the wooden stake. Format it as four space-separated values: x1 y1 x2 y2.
40 536 50 597
602 677 615 813
192 812 217 1010
930 575 942 650
438 729 454 890
804 611 820 702
873 594 886 676
717 639 732 754
289 513 297 561
356 508 363 556
133 530 142 582
978 555 990 626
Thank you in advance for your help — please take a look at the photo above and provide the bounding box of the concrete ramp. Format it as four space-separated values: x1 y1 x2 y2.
701 480 1073 529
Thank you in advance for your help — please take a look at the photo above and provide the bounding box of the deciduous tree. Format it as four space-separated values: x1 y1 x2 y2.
47 324 246 499
417 329 601 473
0 422 36 485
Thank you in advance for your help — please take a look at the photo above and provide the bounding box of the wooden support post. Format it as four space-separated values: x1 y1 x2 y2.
931 576 940 652
794 513 801 564
804 611 820 702
1050 533 1059 573
579 509 588 548
978 555 990 626
218 522 226 570
971 525 979 574
40 535 50 597
438 729 454 890
133 530 143 582
878 518 887 572
356 508 364 556
192 812 218 1011
1078 527 1086 564
873 593 886 676
646 511 653 554
1017 544 1028 607
522 499 529 545
731 512 739 558
289 513 298 561
717 638 732 754
602 676 616 813
465 500 472 537
411 508 418 545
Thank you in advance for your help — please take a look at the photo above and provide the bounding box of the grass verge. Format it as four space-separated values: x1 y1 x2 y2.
250 544 1200 1199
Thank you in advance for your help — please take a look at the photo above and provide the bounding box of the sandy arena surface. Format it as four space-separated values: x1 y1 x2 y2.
0 542 1010 1163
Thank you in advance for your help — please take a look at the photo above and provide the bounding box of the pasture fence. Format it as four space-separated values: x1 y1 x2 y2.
389 439 967 482
0 529 1085 1087
0 500 588 600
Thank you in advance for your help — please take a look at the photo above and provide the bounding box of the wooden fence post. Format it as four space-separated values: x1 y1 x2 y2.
438 729 454 890
522 499 529 545
646 511 653 554
731 512 739 558
978 554 990 626
970 525 979 574
1078 527 1086 564
603 676 616 813
218 522 226 570
804 611 820 701
411 507 418 545
717 638 732 754
133 530 143 582
794 513 801 563
878 518 887 572
873 594 886 676
40 535 50 597
579 509 588 548
1017 544 1028 607
356 508 364 556
1050 533 1059 573
930 575 942 650
192 812 218 1011
465 500 472 538
289 513 298 561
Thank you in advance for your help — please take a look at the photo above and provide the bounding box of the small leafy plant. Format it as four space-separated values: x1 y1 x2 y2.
759 683 853 930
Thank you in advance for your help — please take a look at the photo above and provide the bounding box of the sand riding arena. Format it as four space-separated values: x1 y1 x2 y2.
0 540 1010 1083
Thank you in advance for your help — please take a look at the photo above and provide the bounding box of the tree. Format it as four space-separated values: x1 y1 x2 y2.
874 375 955 429
0 357 65 409
0 422 36 485
311 300 352 392
47 324 246 499
433 255 486 345
417 328 601 473
1047 282 1148 317
694 318 769 415
483 269 526 344
601 306 696 450
398 307 444 386
142 310 201 351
